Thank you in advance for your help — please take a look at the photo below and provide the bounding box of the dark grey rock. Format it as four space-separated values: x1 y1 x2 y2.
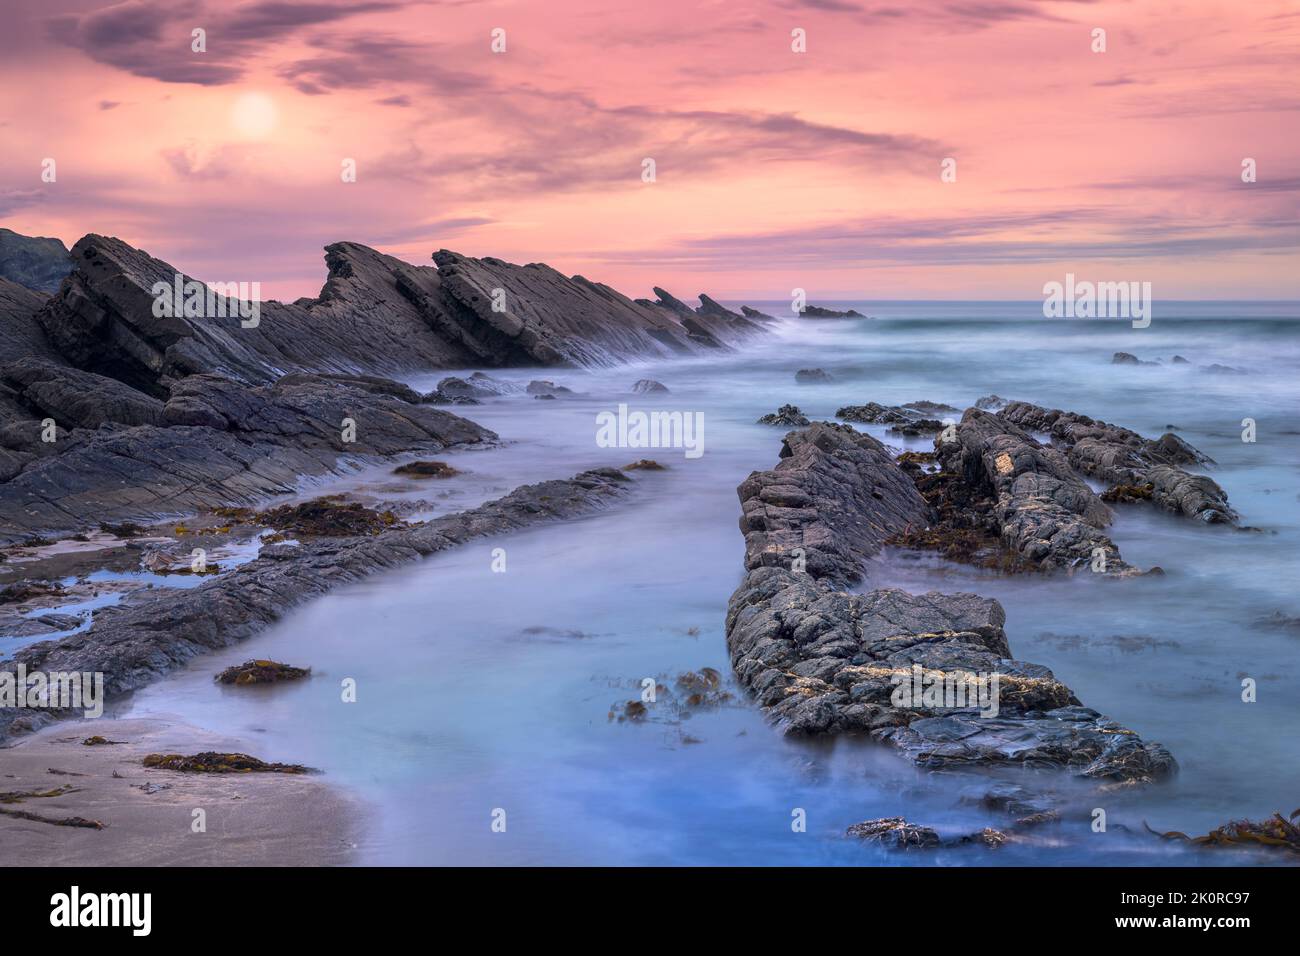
756 404 810 427
795 368 833 384
0 466 636 741
0 373 494 542
724 421 1175 784
998 401 1236 523
0 229 72 294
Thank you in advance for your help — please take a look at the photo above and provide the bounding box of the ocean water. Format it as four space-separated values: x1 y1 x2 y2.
119 302 1300 865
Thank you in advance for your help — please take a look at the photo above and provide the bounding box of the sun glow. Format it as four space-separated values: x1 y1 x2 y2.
230 92 278 139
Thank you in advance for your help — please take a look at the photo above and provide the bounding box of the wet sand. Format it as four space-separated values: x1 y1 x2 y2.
0 717 360 866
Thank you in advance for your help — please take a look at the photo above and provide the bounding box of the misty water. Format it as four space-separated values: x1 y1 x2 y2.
119 302 1300 865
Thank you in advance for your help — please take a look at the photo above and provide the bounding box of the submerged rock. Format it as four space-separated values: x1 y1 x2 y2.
0 372 494 543
847 817 1008 850
756 404 810 426
795 368 833 384
799 305 866 319
724 422 1175 784
998 400 1236 523
1 467 635 742
393 460 460 479
622 459 666 471
631 379 669 394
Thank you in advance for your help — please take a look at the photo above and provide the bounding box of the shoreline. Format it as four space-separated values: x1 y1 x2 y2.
0 716 363 866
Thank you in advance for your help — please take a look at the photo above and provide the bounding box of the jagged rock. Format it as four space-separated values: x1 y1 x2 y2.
2 359 164 429
736 423 927 584
0 373 494 543
0 229 71 294
799 305 865 319
631 379 669 394
1171 355 1190 365
795 368 833 384
525 379 573 397
847 817 941 848
740 306 775 320
836 402 913 425
902 400 959 416
0 279 66 367
432 372 521 403
836 401 951 435
847 817 1010 850
756 404 810 427
0 466 635 741
998 401 1236 523
1112 352 1159 366
934 408 1134 574
30 235 767 396
974 394 1007 411
724 422 1174 784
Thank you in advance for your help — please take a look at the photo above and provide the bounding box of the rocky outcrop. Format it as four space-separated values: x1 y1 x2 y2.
799 305 866 319
0 229 72 294
0 279 65 368
0 467 635 741
724 423 1175 784
0 372 493 542
795 368 833 384
737 424 928 584
756 404 810 427
2 359 164 429
997 400 1236 523
29 235 770 396
934 408 1133 575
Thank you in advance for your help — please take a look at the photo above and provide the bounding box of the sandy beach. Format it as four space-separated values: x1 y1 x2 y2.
0 717 361 866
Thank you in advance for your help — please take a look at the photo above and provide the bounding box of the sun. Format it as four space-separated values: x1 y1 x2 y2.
230 92 278 139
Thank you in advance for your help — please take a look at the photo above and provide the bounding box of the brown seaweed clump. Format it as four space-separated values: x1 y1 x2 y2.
1146 809 1300 854
393 460 460 479
886 468 1037 573
142 752 312 774
1101 482 1155 503
215 659 311 685
256 497 398 537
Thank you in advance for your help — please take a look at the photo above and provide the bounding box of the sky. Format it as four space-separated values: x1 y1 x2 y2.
1 0 1297 301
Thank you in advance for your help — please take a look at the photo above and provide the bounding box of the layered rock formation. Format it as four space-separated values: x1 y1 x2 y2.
26 234 770 396
0 229 71 294
0 362 494 542
997 401 1236 523
0 467 635 741
0 230 777 540
725 423 1175 783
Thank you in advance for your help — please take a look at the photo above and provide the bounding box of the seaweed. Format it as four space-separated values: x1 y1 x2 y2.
142 752 313 774
99 520 148 538
1101 482 1155 504
1144 809 1300 854
214 659 311 685
393 460 461 479
0 807 104 829
256 497 399 537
